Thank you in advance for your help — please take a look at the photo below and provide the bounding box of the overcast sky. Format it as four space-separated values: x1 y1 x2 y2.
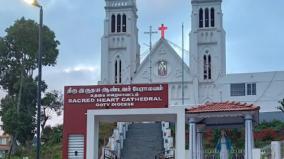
1 0 284 92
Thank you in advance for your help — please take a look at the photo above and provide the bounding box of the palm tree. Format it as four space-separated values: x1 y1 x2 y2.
277 99 284 113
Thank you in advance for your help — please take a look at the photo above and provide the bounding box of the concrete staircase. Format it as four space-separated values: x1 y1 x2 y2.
121 123 164 159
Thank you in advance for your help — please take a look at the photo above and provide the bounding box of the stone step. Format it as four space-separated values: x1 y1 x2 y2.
121 123 164 159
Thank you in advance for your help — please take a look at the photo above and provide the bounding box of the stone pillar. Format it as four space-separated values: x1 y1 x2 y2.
271 141 281 159
116 140 121 158
86 114 95 159
196 126 204 159
189 118 197 159
86 115 100 159
176 110 186 159
245 114 253 159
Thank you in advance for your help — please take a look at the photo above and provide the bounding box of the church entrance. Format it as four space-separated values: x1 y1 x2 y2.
62 83 186 159
86 107 186 159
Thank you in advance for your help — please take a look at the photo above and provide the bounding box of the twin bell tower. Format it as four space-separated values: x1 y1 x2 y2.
101 0 226 86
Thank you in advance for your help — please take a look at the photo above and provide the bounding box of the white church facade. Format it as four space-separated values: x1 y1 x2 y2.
100 0 284 113
62 0 284 159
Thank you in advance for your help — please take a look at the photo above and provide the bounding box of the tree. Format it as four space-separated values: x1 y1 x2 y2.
277 99 284 113
0 17 59 155
41 90 63 130
41 125 63 145
0 17 59 94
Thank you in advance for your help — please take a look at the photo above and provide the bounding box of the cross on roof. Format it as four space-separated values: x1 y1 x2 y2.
159 24 168 39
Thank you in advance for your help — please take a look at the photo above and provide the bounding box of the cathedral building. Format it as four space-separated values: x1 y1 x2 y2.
100 0 284 113
63 0 284 158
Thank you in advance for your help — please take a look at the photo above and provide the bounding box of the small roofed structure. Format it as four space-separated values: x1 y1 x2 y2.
186 101 260 159
186 101 260 128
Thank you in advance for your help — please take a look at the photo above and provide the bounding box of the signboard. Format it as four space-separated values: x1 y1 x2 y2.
64 84 168 109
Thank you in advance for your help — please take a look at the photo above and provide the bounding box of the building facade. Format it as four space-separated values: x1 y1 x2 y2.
100 0 284 112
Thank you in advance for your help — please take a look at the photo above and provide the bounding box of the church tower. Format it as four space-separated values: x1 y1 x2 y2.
101 0 140 84
190 0 226 83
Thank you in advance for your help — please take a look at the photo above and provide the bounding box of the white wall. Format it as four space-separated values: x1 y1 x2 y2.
216 71 284 112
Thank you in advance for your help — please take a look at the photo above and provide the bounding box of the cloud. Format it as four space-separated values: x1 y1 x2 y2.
43 65 101 92
138 0 184 14
63 65 99 73
42 0 78 11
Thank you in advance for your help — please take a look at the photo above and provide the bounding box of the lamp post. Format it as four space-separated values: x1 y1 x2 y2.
24 0 42 159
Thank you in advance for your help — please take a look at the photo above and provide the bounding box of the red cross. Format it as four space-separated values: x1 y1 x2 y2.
159 24 168 39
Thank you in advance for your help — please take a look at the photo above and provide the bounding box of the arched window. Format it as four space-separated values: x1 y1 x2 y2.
122 14 127 32
203 55 207 80
208 55 212 79
205 8 209 27
117 14 121 32
115 60 118 83
111 15 116 33
119 59 122 83
210 8 215 27
114 56 122 84
199 8 203 28
203 54 212 80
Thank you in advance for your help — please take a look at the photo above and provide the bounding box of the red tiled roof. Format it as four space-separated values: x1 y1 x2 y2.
186 101 260 114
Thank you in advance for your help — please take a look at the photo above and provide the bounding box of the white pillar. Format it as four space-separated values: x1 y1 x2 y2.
87 114 99 159
94 119 100 159
245 114 253 159
119 133 124 149
189 118 197 159
123 124 127 139
196 127 204 159
271 141 281 159
118 140 122 158
176 110 185 159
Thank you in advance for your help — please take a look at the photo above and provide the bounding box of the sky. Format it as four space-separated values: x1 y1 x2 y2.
1 0 284 124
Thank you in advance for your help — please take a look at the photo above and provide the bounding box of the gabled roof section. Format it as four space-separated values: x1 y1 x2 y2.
186 101 260 114
136 38 190 74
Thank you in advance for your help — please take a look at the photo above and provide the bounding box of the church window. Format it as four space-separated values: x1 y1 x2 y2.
203 55 207 79
205 8 209 27
203 54 212 80
199 8 203 28
111 15 116 33
230 83 246 96
115 60 118 83
247 83 256 95
208 55 212 79
117 14 121 32
158 61 167 76
122 14 127 32
210 8 215 27
119 59 122 83
114 57 122 84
